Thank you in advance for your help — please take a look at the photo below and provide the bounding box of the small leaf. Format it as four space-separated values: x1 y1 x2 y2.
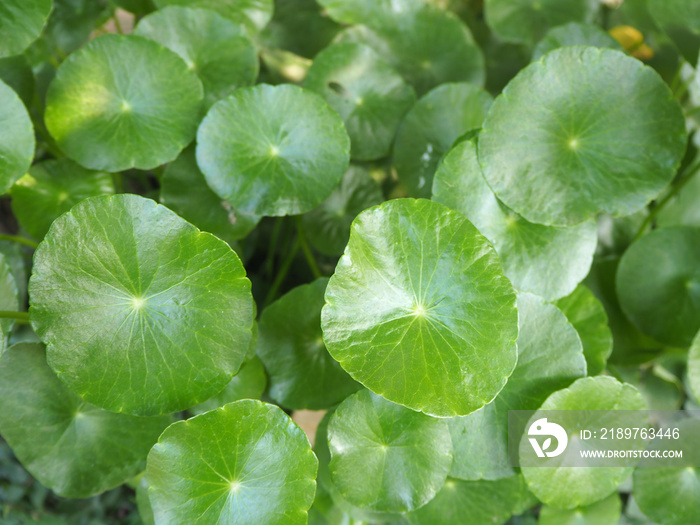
29 194 254 416
327 389 453 513
479 47 687 226
617 226 700 347
147 400 318 524
196 84 351 217
449 292 586 480
135 6 258 108
539 492 622 525
555 284 613 375
485 0 598 46
258 278 360 410
395 83 492 199
189 356 267 416
532 22 622 61
45 35 204 172
160 146 260 245
153 0 274 33
305 42 416 161
433 138 597 300
0 343 171 498
521 376 646 509
322 198 518 417
0 79 35 195
302 165 385 256
11 159 114 240
0 0 53 58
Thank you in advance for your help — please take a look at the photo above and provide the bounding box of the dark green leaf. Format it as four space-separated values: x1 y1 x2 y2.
0 55 35 106
0 0 53 58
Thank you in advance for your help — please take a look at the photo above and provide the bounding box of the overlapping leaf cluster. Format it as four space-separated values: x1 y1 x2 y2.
0 0 700 524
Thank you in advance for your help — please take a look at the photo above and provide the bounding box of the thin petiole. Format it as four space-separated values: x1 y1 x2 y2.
0 234 39 250
295 217 322 279
0 311 30 322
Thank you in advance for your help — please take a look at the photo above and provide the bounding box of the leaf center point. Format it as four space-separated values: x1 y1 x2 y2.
131 296 147 311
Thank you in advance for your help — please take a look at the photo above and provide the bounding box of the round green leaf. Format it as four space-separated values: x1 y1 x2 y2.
617 226 700 347
0 253 19 341
305 42 416 161
632 419 700 525
479 46 687 227
147 400 318 524
332 4 485 96
45 34 204 172
406 476 531 525
0 55 35 106
395 83 492 199
539 492 622 525
302 165 384 256
317 0 423 25
152 0 273 33
0 0 53 58
433 138 597 300
11 159 114 240
0 79 35 196
690 332 700 403
259 278 360 410
648 0 700 64
449 292 586 480
532 22 622 61
189 356 267 416
197 84 350 217
485 0 597 46
328 389 452 513
135 7 258 109
521 376 646 509
0 343 171 498
29 194 254 416
321 198 519 417
555 284 613 376
160 146 260 244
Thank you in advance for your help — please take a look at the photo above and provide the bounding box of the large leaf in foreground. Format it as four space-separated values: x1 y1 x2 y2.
305 42 415 161
521 376 646 509
0 343 170 498
328 389 452 513
259 279 360 410
29 194 254 416
321 198 518 417
197 84 350 217
0 0 53 58
45 35 203 172
0 79 35 195
147 400 318 525
11 159 114 239
135 6 258 108
449 293 585 480
617 227 700 347
395 83 492 199
479 47 687 227
433 138 596 300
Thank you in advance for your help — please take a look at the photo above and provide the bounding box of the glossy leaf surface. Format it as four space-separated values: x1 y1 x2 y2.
479 47 687 226
433 138 597 300
45 35 204 172
322 198 518 417
327 389 452 512
29 194 254 416
197 84 351 217
0 343 171 498
147 400 318 525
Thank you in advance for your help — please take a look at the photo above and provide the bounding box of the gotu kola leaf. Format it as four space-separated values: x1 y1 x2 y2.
29 194 254 416
432 137 597 301
0 252 20 345
147 399 318 525
258 278 360 410
327 389 453 513
478 46 687 227
321 198 519 417
0 78 35 195
153 0 274 33
196 83 351 217
0 0 53 58
0 343 171 498
532 22 622 61
45 34 204 172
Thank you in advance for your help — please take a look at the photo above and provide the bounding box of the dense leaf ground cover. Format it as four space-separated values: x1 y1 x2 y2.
1 0 700 523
